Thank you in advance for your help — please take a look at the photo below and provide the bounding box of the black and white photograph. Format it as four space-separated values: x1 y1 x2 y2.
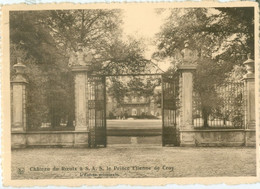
1 2 259 186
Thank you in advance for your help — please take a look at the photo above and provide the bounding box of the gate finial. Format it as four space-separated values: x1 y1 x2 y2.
68 43 93 68
13 57 27 83
243 53 254 77
180 41 198 65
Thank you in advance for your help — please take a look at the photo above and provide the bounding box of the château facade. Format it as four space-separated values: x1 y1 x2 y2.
106 88 161 119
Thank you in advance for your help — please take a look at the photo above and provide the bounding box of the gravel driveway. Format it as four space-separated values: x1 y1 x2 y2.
11 146 256 179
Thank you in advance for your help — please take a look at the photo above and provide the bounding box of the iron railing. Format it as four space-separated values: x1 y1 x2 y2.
193 82 245 129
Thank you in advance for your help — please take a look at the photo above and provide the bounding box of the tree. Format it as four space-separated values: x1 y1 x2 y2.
10 11 73 129
10 10 152 129
107 77 128 106
107 76 161 107
154 7 254 127
126 76 160 98
10 10 123 129
193 58 225 127
154 8 254 62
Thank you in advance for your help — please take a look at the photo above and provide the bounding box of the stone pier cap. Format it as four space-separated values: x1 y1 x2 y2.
177 64 197 71
71 65 91 72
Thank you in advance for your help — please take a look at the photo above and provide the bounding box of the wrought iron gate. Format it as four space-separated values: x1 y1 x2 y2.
88 75 106 148
162 74 180 146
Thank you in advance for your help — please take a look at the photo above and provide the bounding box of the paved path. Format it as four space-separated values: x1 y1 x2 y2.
107 120 162 136
11 147 256 179
107 119 162 129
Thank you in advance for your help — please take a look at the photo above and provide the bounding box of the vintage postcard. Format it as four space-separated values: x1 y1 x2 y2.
1 1 259 187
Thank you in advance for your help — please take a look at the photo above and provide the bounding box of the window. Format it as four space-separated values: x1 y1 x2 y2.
132 109 137 116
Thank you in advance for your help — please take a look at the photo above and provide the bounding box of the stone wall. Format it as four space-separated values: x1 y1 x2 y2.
11 131 89 149
245 130 256 147
180 129 255 147
11 129 255 148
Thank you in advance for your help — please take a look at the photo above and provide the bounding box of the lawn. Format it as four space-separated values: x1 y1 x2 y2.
107 119 162 136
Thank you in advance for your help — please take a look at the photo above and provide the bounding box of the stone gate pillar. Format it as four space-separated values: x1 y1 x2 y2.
72 66 89 131
178 41 198 146
11 60 28 132
243 54 256 147
243 54 255 130
69 43 94 132
178 65 197 146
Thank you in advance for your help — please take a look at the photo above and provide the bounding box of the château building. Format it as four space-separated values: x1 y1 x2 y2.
106 87 161 119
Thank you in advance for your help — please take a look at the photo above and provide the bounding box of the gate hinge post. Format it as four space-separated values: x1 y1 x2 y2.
177 64 197 147
243 54 255 130
11 59 28 132
71 66 90 132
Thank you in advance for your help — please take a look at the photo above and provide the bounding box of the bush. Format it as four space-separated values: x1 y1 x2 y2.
129 115 159 119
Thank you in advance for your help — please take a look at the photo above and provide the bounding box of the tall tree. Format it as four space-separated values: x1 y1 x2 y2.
154 7 254 127
154 8 254 62
10 10 124 129
10 10 152 129
10 11 73 129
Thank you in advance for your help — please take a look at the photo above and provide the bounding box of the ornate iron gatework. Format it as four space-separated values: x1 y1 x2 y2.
162 73 180 146
88 75 106 147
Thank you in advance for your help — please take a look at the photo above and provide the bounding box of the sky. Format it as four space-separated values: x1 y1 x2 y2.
122 7 164 38
122 7 172 71
122 6 163 61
